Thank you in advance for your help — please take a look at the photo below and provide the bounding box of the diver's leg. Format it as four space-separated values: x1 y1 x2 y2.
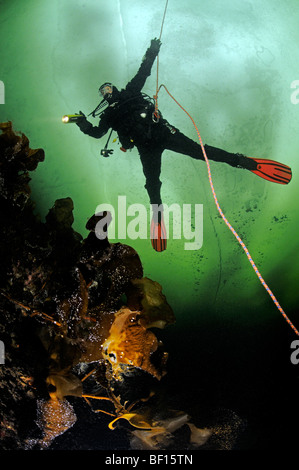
163 128 254 168
138 147 163 206
138 147 167 251
163 129 292 184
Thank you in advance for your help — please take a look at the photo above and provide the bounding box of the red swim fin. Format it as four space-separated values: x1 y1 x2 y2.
150 214 167 252
248 158 292 185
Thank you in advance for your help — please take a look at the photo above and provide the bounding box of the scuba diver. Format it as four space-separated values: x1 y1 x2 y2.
75 38 292 252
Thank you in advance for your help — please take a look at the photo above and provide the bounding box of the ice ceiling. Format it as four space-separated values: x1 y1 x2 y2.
0 0 298 331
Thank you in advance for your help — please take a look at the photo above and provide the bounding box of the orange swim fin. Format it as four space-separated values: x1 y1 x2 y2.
150 213 167 252
248 158 292 185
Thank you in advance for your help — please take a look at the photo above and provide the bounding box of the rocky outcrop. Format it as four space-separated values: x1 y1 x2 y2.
0 122 176 449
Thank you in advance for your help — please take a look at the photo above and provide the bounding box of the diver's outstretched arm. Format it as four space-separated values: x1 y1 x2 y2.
125 38 161 93
76 112 110 139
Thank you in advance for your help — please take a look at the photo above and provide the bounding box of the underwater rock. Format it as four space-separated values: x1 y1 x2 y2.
35 398 77 449
45 197 76 231
0 121 44 209
79 214 144 312
0 123 175 449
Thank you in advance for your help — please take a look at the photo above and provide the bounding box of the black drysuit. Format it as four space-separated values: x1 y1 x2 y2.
77 42 249 207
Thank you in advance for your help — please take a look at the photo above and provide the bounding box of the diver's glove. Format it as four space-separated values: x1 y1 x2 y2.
149 37 162 56
75 111 91 132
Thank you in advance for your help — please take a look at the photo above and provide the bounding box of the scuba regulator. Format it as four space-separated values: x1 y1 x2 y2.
100 129 114 157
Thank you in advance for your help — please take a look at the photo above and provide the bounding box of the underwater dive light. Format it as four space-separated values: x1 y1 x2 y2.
62 114 84 123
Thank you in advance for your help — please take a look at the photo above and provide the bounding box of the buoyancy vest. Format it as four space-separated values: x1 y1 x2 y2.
105 90 162 148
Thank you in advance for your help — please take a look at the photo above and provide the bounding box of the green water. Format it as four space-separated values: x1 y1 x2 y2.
1 0 299 449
